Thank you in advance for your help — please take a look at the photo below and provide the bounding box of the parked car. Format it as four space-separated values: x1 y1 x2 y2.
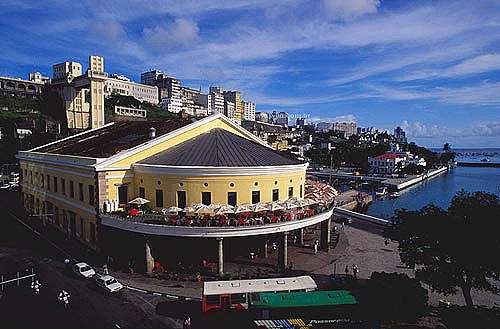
95 275 123 293
72 262 96 278
0 183 11 189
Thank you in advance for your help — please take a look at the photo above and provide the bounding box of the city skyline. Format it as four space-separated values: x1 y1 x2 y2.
1 0 500 148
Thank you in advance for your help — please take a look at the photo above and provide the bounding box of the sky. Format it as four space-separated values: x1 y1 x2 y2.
1 0 500 148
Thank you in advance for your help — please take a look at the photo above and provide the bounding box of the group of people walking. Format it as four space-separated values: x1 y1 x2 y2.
345 264 359 278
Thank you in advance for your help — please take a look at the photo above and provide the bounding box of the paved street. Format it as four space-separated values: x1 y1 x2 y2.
0 191 185 328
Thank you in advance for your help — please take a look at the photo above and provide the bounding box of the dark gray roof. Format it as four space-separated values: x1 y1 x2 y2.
138 128 303 167
33 118 195 158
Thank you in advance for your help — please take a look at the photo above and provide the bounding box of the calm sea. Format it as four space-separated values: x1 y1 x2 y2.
365 166 500 219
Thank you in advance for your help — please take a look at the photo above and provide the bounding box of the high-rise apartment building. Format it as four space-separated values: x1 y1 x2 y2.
140 70 163 86
275 112 288 126
89 56 104 73
270 111 288 126
141 70 182 113
209 87 225 115
316 122 332 131
225 101 235 120
52 62 82 82
333 122 356 138
180 86 201 115
223 90 242 125
296 118 306 129
394 126 407 143
193 93 212 115
255 111 269 123
242 100 255 121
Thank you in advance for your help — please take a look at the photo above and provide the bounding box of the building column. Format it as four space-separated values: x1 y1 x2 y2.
320 218 331 251
217 238 224 276
296 228 304 246
278 232 289 270
145 238 155 274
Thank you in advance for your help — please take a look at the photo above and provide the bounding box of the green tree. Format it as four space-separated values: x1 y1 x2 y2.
39 87 66 132
385 190 500 308
443 143 450 152
360 272 428 320
404 163 425 175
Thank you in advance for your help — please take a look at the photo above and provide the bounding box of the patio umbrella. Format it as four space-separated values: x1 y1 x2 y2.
163 206 183 214
305 198 318 205
183 206 197 213
266 201 285 212
287 196 310 208
251 202 268 213
234 204 252 214
195 205 213 214
305 192 321 199
127 197 150 206
215 205 235 215
284 200 300 209
192 203 206 210
208 204 221 210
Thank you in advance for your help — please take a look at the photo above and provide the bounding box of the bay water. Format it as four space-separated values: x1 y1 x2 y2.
365 166 500 219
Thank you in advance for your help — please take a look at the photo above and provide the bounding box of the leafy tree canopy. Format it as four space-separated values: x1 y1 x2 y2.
385 190 500 308
360 272 428 320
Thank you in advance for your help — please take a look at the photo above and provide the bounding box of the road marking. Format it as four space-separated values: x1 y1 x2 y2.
130 290 156 308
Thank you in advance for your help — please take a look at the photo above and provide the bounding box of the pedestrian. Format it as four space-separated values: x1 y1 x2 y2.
344 265 349 277
183 315 191 328
341 221 345 230
352 264 359 279
103 264 109 275
384 239 389 246
314 240 318 255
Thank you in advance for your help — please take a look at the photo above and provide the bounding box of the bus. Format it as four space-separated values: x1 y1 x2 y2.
202 275 317 312
249 290 360 323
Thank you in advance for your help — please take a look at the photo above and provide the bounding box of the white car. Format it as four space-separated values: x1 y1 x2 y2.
72 262 96 278
95 275 123 293
0 183 10 189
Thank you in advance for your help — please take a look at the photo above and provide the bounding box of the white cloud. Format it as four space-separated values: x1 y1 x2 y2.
322 0 380 20
309 114 357 123
397 54 500 81
366 81 500 106
90 20 124 41
402 120 500 138
471 121 500 136
143 18 199 51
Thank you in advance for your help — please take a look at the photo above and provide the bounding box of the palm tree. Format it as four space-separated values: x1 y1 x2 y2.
443 143 450 153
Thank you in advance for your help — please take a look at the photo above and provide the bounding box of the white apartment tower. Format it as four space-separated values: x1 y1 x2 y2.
242 100 255 121
89 56 104 72
209 87 225 115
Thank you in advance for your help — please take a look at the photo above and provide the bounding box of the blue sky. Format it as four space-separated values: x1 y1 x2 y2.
1 0 500 148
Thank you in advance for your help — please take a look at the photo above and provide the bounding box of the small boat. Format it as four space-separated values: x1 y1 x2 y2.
376 187 388 197
389 192 400 199
480 158 489 162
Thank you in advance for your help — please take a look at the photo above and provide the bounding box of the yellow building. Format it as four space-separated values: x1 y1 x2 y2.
17 114 308 250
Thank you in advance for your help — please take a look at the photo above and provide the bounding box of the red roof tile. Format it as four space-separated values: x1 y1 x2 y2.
373 153 403 159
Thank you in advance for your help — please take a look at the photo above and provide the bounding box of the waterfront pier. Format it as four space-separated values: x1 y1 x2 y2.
309 166 449 191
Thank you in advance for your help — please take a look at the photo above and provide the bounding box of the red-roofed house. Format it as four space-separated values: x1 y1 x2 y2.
368 153 407 174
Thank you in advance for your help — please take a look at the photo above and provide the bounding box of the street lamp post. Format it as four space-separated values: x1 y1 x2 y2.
329 153 333 185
